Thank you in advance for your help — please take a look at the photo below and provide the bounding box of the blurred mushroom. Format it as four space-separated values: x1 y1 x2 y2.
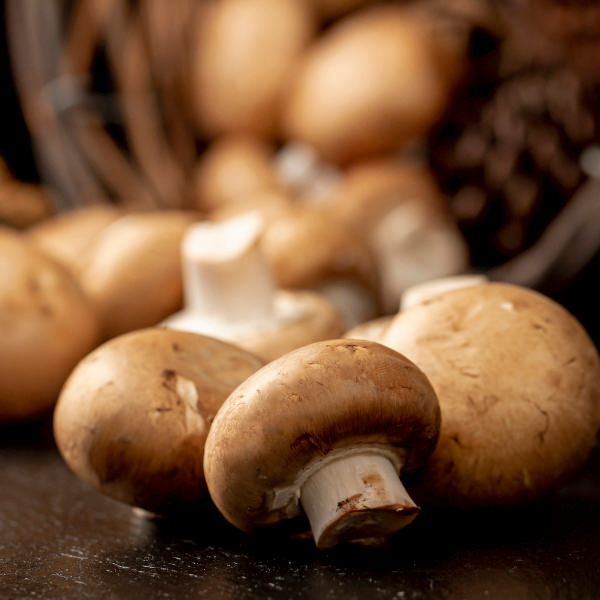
192 0 315 138
260 204 380 328
0 227 100 424
162 211 344 361
204 339 440 548
53 327 265 515
27 205 123 277
282 5 459 164
77 210 200 341
400 273 489 310
192 134 282 215
380 282 600 508
326 156 471 313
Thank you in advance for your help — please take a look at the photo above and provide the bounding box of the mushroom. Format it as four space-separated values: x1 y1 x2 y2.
399 273 489 310
282 5 459 164
380 282 600 508
324 155 471 313
260 204 380 328
204 338 440 549
192 0 315 138
53 327 265 515
343 315 394 342
77 210 200 341
192 134 282 215
0 227 100 424
161 211 345 361
27 204 123 277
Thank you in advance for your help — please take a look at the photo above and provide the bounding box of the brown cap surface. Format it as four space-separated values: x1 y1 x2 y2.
78 210 200 340
204 338 440 534
0 228 100 423
54 327 265 514
381 282 600 508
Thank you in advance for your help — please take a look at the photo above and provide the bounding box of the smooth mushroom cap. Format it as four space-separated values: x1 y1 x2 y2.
282 5 456 164
0 228 100 423
192 135 282 214
192 0 315 137
380 282 600 508
53 327 265 515
260 205 380 328
77 210 200 341
204 339 440 537
161 212 345 361
27 205 123 276
238 289 345 362
343 315 394 342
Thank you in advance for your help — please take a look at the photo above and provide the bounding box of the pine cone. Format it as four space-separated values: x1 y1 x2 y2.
428 0 600 269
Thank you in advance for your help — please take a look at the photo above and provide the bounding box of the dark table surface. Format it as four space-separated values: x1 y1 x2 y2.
1 420 600 600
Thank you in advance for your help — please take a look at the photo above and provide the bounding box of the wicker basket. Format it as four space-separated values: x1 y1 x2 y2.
5 0 201 212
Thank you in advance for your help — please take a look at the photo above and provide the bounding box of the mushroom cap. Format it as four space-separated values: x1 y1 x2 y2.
192 0 315 137
236 290 345 361
282 5 455 164
0 227 100 423
167 288 345 363
77 210 200 340
204 338 440 534
27 205 123 275
261 205 377 292
380 282 600 508
192 135 281 214
53 327 265 514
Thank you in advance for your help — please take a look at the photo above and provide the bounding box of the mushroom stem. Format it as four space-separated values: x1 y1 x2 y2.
181 212 276 324
300 451 419 549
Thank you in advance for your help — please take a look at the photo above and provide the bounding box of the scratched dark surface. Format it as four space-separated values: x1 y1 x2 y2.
1 419 600 600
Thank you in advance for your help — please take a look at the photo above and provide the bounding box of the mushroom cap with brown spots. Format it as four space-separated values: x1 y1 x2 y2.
380 282 600 508
203 338 440 534
53 327 265 514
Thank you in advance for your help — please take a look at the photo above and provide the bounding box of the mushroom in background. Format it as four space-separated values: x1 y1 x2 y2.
53 327 265 515
27 205 124 278
203 339 440 549
77 210 201 341
260 203 380 329
380 282 600 509
324 155 472 313
399 273 489 310
192 0 315 138
161 211 345 362
0 227 100 424
192 134 283 215
282 4 462 165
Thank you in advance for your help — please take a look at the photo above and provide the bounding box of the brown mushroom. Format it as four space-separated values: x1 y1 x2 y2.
380 282 600 508
192 134 282 215
192 0 315 138
77 210 200 341
203 339 440 549
27 204 123 277
282 5 458 164
325 156 471 313
260 204 380 328
0 227 100 424
53 327 265 515
161 211 344 361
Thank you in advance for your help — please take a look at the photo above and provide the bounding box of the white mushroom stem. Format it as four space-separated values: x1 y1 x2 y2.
300 451 419 549
180 212 276 324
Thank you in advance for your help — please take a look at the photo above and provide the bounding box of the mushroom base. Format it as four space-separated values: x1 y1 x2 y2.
300 451 419 549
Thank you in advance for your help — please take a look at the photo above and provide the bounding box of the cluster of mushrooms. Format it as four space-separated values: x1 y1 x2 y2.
2 0 600 550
